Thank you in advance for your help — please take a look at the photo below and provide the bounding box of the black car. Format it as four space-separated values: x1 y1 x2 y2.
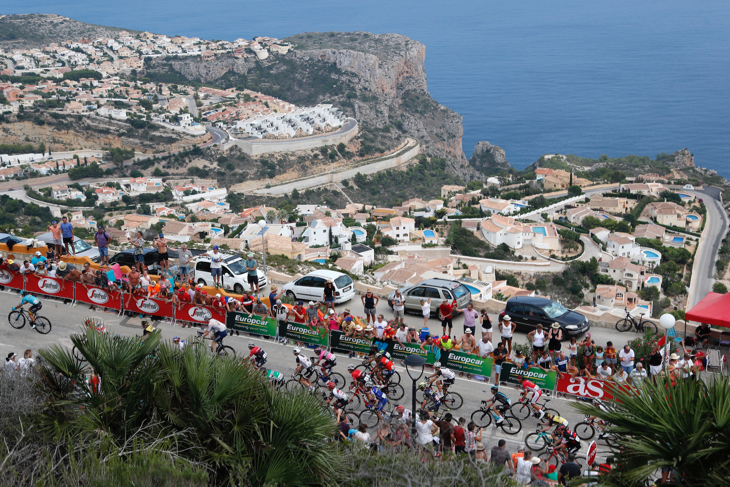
109 248 176 275
499 296 590 339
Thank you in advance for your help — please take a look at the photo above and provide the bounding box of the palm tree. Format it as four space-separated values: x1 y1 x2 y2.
574 376 730 486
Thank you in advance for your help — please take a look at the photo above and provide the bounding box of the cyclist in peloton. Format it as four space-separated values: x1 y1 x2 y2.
393 405 412 424
482 385 511 424
539 412 569 433
427 362 455 394
324 381 349 414
172 336 188 351
363 380 389 423
418 381 442 412
293 348 316 391
552 424 582 455
373 351 395 385
347 364 371 387
313 346 337 377
266 369 285 387
520 378 546 419
141 320 156 338
247 342 267 369
14 292 42 326
200 318 227 353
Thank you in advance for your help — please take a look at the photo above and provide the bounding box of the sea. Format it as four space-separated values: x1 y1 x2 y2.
4 0 730 177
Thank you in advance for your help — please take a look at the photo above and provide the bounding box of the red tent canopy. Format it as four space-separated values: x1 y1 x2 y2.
684 292 730 329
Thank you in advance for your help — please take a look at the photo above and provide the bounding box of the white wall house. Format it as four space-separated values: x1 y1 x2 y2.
233 104 344 139
95 187 123 204
381 217 416 242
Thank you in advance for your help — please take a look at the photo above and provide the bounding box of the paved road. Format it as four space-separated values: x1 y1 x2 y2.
186 97 199 118
543 185 619 200
0 286 640 465
227 118 358 146
204 125 227 147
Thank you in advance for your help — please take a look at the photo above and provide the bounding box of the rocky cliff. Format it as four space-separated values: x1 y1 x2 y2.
468 141 511 175
667 148 694 168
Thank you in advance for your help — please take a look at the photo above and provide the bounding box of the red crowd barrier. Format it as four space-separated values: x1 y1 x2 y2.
0 269 26 291
555 374 634 401
125 295 175 318
25 274 75 301
75 283 123 311
177 303 226 325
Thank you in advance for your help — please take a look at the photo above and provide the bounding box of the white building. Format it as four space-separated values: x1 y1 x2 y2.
129 178 148 193
233 104 344 139
479 198 519 215
606 232 641 259
95 187 123 204
381 217 416 243
302 217 350 247
240 223 294 247
52 185 70 199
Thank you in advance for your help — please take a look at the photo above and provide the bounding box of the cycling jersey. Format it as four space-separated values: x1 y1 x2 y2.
378 357 394 370
319 350 336 363
330 388 348 401
522 380 541 393
438 368 455 380
370 386 387 402
550 416 569 428
207 319 227 333
21 295 40 306
249 347 267 362
351 369 363 381
176 340 187 351
561 429 580 445
425 388 442 403
267 370 284 382
296 355 312 368
493 391 511 405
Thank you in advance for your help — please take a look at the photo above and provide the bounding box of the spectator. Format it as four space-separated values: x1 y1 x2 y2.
353 423 370 444
493 342 507 383
395 322 409 347
337 410 350 442
597 361 612 380
94 225 112 266
490 439 513 474
611 364 628 383
537 350 553 371
512 444 525 471
648 342 663 376
305 301 320 326
480 309 493 341
515 450 534 485
5 352 18 375
421 298 432 328
558 453 581 485
454 417 467 454
432 412 455 455
268 285 282 308
455 302 479 336
630 362 648 386
500 315 516 354
244 253 259 294
439 299 454 337
127 231 146 272
47 221 63 257
391 289 405 325
31 251 47 275
594 345 605 369
510 349 526 369
568 337 578 366
465 422 482 457
55 261 71 280
475 443 488 462
476 335 494 358
406 327 419 344
322 280 337 315
619 344 635 375
458 329 477 356
209 246 223 288
553 351 569 374
582 334 595 372
693 323 712 348
18 349 34 373
272 299 290 343
604 341 617 369
527 324 547 363
252 298 268 316
361 289 379 325
415 412 436 447
60 216 75 257
154 233 169 276
373 314 389 345
18 261 35 281
176 243 193 280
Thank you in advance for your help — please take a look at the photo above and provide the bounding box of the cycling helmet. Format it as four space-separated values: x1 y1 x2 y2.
491 385 499 393
141 320 149 326
555 424 566 433
365 381 374 388
395 405 405 413
19 291 25 297
383 352 391 360
248 342 255 349
173 336 180 341
375 350 384 358
293 348 301 355
434 361 442 368
417 382 427 390
347 364 356 372
314 346 323 354
326 381 336 390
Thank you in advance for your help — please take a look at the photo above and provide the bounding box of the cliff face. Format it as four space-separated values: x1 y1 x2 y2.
668 148 694 168
468 141 511 175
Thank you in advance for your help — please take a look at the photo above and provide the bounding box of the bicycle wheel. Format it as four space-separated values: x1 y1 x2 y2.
416 389 426 403
642 321 658 335
354 364 371 377
216 345 236 358
539 451 559 469
615 318 632 332
389 371 401 384
500 416 522 435
511 403 531 420
348 394 362 410
524 433 549 452
33 317 52 335
328 372 347 389
358 409 380 428
345 410 360 428
384 383 405 401
575 421 595 441
8 311 25 329
72 346 87 363
470 409 493 428
442 392 463 410
285 379 305 393
603 435 621 449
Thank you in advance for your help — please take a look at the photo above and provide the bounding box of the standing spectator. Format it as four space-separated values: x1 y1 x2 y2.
337 411 351 442
60 216 75 257
493 342 507 383
475 443 488 462
568 337 578 366
47 221 63 257
558 453 581 485
18 349 34 373
515 450 534 485
153 233 169 275
373 314 389 346
321 280 336 314
546 322 563 358
553 351 569 374
480 309 493 341
465 422 482 457
619 344 635 375
128 231 146 272
252 297 268 317
208 246 223 288
500 315 516 353
476 335 494 358
630 362 648 386
527 324 547 363
490 439 514 475
421 298 432 328
361 289 379 324
94 225 112 267
305 301 320 325
512 444 525 471
648 342 664 377
5 352 18 375
454 417 467 454
594 345 605 369
415 412 436 448
391 289 405 325
432 412 456 455
604 341 617 369
271 299 290 343
244 253 259 295
597 361 612 380
582 334 595 372
394 322 409 347
455 303 479 336
439 299 454 337
176 243 193 281
268 285 282 307
458 329 477 356
353 424 370 444
31 251 47 275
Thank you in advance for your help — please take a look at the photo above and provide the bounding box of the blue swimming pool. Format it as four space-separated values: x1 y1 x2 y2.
351 228 365 236
314 259 326 264
637 304 649 310
464 284 481 295
210 228 223 235
686 215 699 221
643 250 660 258
533 227 547 236
647 277 660 284
672 236 685 243
423 230 436 238
678 193 692 199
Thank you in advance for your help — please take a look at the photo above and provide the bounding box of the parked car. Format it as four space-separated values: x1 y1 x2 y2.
499 296 590 338
109 248 179 276
194 253 267 294
683 184 694 190
387 278 472 313
34 232 101 262
282 270 355 304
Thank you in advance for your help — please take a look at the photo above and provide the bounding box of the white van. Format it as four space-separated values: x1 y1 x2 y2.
194 253 267 294
281 270 355 304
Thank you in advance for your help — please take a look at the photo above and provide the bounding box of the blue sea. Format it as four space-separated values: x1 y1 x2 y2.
5 0 730 177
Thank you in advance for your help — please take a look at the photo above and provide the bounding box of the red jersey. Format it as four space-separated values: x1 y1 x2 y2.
522 380 540 393
379 357 394 370
352 369 363 381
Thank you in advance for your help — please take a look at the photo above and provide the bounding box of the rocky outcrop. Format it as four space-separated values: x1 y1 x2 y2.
0 14 135 49
468 141 511 175
668 148 694 168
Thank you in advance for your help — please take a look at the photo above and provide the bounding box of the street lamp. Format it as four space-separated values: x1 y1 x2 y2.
659 313 676 372
257 220 269 274
404 354 426 441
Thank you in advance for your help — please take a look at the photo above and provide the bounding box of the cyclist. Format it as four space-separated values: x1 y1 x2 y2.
324 381 349 414
292 348 316 391
482 385 511 424
374 351 395 385
520 378 545 419
247 342 267 370
427 362 456 394
200 318 227 353
364 380 388 423
141 319 156 338
362 346 383 365
313 347 337 377
348 364 371 386
584 399 610 439
418 381 442 412
393 404 412 423
266 369 285 388
539 412 569 433
552 424 582 455
172 336 188 351
14 291 42 325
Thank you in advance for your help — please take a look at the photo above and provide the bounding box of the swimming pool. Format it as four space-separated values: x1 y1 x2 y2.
351 228 365 236
672 236 685 243
643 250 660 258
647 277 660 284
532 227 547 236
314 259 326 264
423 230 436 238
678 193 692 199
463 284 480 294
686 215 699 221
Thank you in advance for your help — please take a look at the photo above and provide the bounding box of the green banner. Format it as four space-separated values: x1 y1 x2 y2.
499 363 557 390
228 312 277 336
387 341 435 364
278 321 329 347
441 349 493 376
330 331 375 355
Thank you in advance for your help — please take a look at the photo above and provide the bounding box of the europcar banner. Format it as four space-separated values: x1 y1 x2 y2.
179 304 226 325
74 284 123 311
441 349 493 376
278 321 329 347
386 341 434 364
25 275 74 301
499 363 557 390
330 330 375 355
227 312 277 336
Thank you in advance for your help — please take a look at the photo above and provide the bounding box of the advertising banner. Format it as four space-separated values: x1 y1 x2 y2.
178 304 226 325
440 349 493 376
330 330 375 355
75 284 123 311
278 321 329 347
24 275 75 301
0 269 26 291
499 363 558 390
227 312 277 336
555 374 633 401
126 296 174 318
386 340 434 364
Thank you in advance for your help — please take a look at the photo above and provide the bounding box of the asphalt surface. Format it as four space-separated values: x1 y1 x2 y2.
0 286 641 465
204 125 227 147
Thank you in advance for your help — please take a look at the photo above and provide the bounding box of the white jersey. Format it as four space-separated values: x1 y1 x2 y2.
176 340 188 351
439 368 456 380
330 388 348 401
296 355 312 368
207 319 226 333
398 408 413 423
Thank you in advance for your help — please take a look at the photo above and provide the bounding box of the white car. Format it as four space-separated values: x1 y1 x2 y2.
193 253 267 294
282 270 355 304
683 184 694 190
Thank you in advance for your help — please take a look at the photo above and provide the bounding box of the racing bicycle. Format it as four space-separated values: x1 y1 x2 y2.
511 396 560 421
194 331 236 357
470 399 522 435
8 307 52 334
616 307 657 334
539 444 586 469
